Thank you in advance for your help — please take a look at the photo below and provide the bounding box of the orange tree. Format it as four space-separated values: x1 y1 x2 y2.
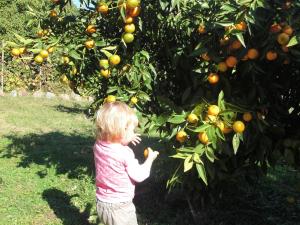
7 0 300 205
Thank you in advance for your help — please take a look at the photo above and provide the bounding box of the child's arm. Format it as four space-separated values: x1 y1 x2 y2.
125 148 159 183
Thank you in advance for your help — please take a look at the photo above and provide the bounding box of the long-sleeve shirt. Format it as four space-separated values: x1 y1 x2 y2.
93 140 151 203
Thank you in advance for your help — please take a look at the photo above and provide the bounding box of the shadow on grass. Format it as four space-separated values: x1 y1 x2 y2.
1 131 192 224
42 188 96 225
54 104 87 115
1 132 95 179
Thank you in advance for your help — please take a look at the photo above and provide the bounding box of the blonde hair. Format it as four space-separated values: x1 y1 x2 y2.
95 101 138 142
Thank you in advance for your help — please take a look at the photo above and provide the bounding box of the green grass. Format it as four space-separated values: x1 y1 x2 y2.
0 96 299 225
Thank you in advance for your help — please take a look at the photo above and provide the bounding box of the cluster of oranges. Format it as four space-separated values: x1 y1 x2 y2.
11 47 26 57
175 105 253 145
34 48 54 64
201 19 294 85
120 0 141 44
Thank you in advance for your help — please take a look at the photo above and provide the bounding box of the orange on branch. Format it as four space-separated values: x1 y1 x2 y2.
207 73 219 84
233 121 245 133
225 56 238 68
176 130 187 143
283 25 293 36
39 50 49 59
270 24 282 33
97 3 109 14
109 55 121 66
123 33 134 43
11 48 21 57
124 16 134 24
187 113 199 124
266 50 278 61
198 132 209 145
128 7 141 17
218 62 228 72
86 25 96 34
100 69 110 78
235 21 247 31
207 105 220 116
34 55 44 64
85 39 95 49
126 0 140 9
124 23 135 33
243 112 252 122
201 53 210 61
247 48 259 60
277 33 290 45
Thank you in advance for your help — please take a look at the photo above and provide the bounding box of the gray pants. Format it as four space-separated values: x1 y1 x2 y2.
96 199 138 225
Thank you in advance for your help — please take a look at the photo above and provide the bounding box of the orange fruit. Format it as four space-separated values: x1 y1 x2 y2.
230 40 242 50
11 48 21 57
128 6 141 17
60 74 69 85
52 0 60 3
100 69 110 78
281 45 289 52
216 121 225 132
247 48 259 60
126 0 140 9
39 50 49 59
176 130 187 143
197 25 206 34
47 46 54 53
218 62 228 72
99 59 109 68
124 16 134 24
207 105 220 116
70 67 77 75
187 113 199 124
130 96 138 104
277 33 290 45
49 10 58 17
198 132 209 145
207 73 219 84
144 148 149 158
225 56 238 68
270 24 282 33
201 53 210 61
223 126 233 134
86 25 96 34
106 95 116 103
124 23 135 33
205 115 217 123
34 55 44 64
85 39 95 49
62 56 70 65
109 55 121 66
283 25 293 36
235 21 247 31
266 50 277 61
97 3 109 14
19 47 26 55
42 29 49 36
123 33 134 43
243 112 252 122
37 30 44 37
233 121 245 133
220 36 230 46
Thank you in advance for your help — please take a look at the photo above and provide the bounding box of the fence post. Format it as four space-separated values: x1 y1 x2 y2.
1 40 4 93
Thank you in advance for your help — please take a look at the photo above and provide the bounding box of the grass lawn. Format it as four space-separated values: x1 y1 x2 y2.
0 96 299 225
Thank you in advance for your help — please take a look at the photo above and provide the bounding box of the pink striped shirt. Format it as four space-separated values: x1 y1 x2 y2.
93 141 151 203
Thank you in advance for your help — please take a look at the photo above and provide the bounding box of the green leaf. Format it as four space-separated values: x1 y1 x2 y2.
189 123 211 132
196 163 208 185
100 49 113 58
287 36 299 47
69 50 81 60
205 147 215 162
232 133 240 154
193 153 202 164
184 155 193 172
235 33 246 47
194 144 205 155
167 114 186 124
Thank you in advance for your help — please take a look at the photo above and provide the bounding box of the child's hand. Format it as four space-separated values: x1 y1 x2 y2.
130 133 141 146
145 147 159 161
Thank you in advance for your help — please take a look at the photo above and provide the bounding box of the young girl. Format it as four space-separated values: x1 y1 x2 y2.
93 101 159 225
